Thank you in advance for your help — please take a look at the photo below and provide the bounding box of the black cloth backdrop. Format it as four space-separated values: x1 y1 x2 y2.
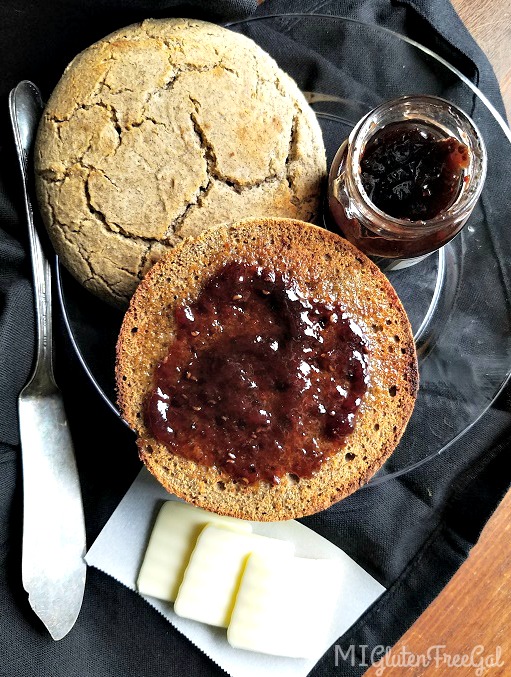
1 1 510 675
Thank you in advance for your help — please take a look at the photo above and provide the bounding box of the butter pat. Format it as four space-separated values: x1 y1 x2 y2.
228 552 339 658
137 501 252 602
174 524 294 627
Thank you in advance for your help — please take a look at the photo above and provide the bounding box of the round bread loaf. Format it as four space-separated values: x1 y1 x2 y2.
116 218 419 521
34 18 326 307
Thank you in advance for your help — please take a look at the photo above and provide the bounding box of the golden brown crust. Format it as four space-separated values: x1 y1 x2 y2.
34 18 326 307
116 218 418 520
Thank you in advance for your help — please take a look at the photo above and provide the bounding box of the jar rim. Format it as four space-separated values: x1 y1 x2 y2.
345 95 488 237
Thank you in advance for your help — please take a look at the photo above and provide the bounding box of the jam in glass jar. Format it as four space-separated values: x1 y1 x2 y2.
328 95 487 270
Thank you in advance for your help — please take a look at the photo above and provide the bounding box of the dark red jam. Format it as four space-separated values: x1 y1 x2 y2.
145 262 370 485
360 123 469 221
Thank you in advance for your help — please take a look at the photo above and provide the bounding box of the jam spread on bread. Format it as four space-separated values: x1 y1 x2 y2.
361 123 470 221
145 262 369 485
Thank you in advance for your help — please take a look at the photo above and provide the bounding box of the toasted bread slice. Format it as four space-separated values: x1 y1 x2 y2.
116 218 418 520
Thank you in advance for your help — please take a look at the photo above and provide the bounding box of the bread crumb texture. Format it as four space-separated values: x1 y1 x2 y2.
116 218 419 521
35 18 326 307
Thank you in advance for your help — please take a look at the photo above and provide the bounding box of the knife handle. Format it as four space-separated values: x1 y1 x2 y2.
11 81 55 387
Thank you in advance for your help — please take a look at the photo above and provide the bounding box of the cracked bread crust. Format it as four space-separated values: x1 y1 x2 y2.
34 18 326 307
116 218 419 521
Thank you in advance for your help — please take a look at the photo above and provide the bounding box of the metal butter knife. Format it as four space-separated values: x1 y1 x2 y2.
9 80 86 640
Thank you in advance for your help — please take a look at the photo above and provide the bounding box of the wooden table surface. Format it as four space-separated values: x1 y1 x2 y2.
364 1 511 675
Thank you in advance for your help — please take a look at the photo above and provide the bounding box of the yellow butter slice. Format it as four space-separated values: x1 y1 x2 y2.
174 524 294 627
227 552 339 658
137 501 252 602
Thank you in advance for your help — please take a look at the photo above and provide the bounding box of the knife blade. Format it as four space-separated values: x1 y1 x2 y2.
9 80 87 641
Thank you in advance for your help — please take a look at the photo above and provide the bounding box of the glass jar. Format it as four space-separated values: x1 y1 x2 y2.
327 95 487 270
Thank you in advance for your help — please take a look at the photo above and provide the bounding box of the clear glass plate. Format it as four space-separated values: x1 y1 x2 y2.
56 14 511 486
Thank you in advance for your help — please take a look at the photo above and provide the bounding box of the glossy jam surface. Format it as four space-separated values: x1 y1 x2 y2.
360 123 470 221
145 262 370 485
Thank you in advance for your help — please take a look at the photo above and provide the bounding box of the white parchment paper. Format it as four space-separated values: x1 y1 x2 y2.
86 468 385 677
